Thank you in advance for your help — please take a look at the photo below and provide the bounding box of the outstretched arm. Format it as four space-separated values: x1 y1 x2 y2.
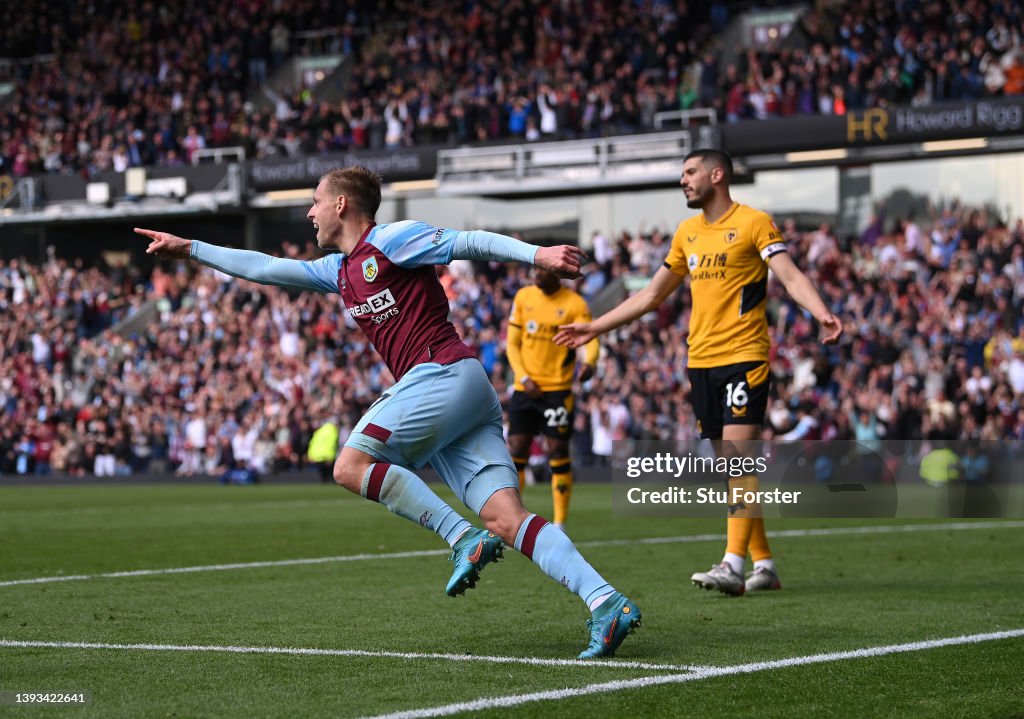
370 222 586 278
553 266 686 348
135 228 339 294
767 252 843 344
450 230 586 278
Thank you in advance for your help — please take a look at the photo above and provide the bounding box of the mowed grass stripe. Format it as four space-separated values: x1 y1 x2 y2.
356 629 1024 719
2 520 1021 588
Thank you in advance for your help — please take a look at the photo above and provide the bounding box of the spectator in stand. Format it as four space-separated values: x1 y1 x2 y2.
308 416 341 483
181 126 207 164
5 0 1015 173
1004 49 1024 94
2 199 1023 478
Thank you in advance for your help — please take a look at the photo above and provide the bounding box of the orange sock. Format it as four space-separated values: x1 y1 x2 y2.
749 517 772 562
725 475 760 557
726 517 755 557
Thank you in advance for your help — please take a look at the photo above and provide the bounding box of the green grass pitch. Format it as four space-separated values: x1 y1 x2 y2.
1 483 1022 718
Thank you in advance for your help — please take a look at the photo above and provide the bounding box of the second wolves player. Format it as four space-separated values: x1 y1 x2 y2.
506 267 598 528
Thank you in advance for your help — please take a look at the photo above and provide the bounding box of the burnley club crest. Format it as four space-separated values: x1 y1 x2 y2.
362 257 379 282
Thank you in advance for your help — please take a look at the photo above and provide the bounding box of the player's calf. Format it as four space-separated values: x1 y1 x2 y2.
478 488 531 544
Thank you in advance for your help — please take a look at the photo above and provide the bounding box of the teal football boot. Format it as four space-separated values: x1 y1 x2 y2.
446 528 504 596
578 593 642 659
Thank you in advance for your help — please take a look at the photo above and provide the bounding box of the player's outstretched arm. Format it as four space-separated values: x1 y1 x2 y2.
534 245 587 279
448 230 585 279
767 252 843 344
136 228 192 259
134 228 339 294
553 266 685 348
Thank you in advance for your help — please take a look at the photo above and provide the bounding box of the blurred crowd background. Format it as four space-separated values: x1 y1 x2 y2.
1 0 1022 175
3 0 1024 476
3 198 1023 477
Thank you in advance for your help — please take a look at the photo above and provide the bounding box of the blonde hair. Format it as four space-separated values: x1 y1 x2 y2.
320 166 383 218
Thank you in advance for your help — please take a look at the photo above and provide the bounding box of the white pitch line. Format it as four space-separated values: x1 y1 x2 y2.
573 519 1024 549
0 498 356 518
3 520 1022 589
0 550 447 588
0 639 702 672
356 628 1024 719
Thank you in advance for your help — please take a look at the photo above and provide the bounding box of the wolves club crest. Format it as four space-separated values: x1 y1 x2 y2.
362 257 379 282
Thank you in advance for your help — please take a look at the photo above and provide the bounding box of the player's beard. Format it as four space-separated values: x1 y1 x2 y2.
685 186 712 209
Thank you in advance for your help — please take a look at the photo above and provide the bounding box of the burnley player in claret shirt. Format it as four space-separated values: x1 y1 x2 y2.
135 165 642 659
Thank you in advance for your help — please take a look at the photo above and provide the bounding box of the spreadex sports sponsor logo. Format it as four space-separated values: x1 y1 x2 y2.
347 288 400 324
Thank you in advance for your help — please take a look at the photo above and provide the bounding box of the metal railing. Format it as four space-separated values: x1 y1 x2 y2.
192 146 246 166
436 131 696 190
0 177 36 212
652 107 717 130
215 164 244 198
0 54 56 75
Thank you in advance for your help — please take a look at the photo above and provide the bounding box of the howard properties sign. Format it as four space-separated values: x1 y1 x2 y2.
846 99 1024 144
723 96 1024 155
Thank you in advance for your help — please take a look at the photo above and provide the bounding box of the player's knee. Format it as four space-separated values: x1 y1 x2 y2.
331 462 352 489
482 514 522 543
332 455 366 492
507 436 530 459
478 487 529 542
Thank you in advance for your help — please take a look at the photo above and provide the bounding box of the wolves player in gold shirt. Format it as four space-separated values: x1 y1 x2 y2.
555 149 842 594
507 267 599 528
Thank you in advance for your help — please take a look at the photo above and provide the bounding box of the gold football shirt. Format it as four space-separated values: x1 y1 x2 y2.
507 285 598 391
663 202 787 368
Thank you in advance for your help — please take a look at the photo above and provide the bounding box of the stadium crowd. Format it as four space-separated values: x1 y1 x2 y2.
2 200 1024 478
1 0 1023 176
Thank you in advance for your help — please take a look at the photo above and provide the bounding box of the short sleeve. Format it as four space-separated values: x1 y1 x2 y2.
509 289 524 327
663 222 691 277
752 212 787 262
367 220 455 267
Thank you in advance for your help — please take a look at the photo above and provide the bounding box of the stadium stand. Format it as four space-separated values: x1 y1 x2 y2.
2 201 1023 477
2 0 1024 476
1 0 1021 176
